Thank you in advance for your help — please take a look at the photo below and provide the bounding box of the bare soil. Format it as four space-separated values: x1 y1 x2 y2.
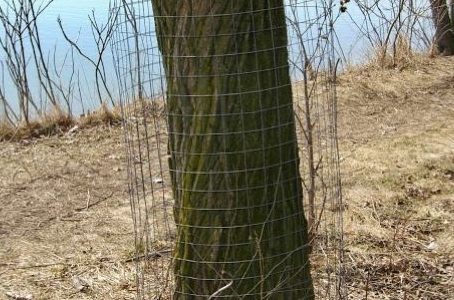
1 56 453 299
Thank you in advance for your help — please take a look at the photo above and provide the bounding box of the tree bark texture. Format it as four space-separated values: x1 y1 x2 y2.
431 0 454 55
151 1 314 299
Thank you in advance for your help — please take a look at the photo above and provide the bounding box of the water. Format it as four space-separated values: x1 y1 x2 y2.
0 0 112 117
0 0 432 120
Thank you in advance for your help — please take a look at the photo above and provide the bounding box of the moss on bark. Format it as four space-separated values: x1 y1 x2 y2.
151 1 314 298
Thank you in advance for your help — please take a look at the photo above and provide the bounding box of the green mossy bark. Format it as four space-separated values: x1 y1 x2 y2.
151 1 314 299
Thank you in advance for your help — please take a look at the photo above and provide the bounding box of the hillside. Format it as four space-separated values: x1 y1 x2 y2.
0 56 453 299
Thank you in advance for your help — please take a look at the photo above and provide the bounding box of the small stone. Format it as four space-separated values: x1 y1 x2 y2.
426 241 438 251
67 125 79 135
72 276 89 292
153 178 164 184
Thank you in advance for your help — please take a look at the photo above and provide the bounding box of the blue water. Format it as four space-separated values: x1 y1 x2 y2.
0 0 432 120
39 1 110 49
0 0 111 117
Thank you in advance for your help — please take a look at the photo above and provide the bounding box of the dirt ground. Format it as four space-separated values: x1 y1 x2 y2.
1 56 453 299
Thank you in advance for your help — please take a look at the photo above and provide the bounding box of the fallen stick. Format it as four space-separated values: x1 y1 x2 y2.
124 249 172 263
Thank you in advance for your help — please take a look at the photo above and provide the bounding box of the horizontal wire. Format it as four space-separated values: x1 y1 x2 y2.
174 211 306 230
174 264 312 282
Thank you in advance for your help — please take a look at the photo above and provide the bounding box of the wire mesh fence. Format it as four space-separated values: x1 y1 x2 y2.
111 0 345 298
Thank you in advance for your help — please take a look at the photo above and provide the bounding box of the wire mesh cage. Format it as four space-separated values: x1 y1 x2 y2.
111 0 345 299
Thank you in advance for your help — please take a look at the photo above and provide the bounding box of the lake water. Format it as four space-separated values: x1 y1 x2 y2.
0 0 431 120
0 0 112 117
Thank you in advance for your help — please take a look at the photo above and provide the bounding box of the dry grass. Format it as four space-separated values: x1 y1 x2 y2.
0 104 122 142
361 37 428 71
79 103 123 128
0 107 74 142
0 123 137 299
0 56 453 299
338 56 454 299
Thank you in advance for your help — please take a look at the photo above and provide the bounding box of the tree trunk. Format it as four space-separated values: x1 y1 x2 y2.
431 0 454 55
152 1 314 299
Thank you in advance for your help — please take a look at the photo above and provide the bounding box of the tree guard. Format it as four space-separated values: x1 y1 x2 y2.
112 0 344 299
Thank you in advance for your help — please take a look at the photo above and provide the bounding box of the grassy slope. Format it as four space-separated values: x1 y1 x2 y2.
339 56 454 299
0 56 453 299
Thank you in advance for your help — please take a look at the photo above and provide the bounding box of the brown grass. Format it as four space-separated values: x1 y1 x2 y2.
0 56 453 299
363 36 428 71
0 104 122 142
338 56 454 299
0 107 73 142
79 103 123 128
